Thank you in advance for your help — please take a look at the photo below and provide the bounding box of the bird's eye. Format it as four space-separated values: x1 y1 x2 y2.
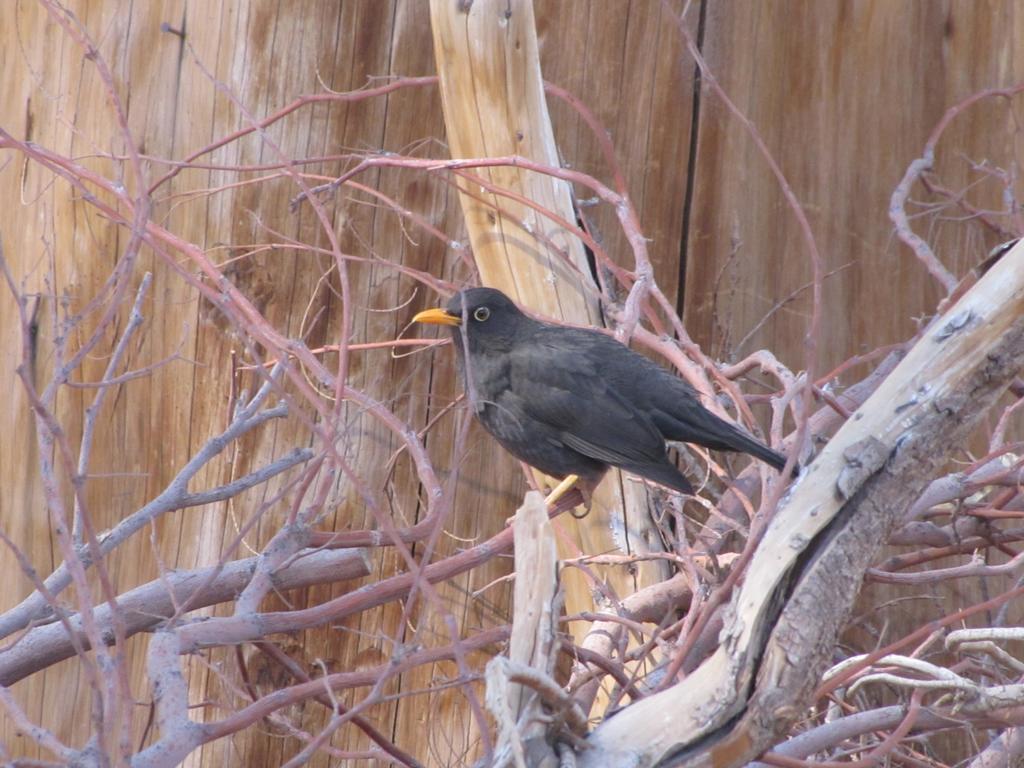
473 306 491 322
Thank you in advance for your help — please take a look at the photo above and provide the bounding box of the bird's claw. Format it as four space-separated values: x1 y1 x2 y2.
544 474 580 508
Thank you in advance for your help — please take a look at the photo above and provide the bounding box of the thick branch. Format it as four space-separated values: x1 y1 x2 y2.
580 241 1024 766
0 548 369 686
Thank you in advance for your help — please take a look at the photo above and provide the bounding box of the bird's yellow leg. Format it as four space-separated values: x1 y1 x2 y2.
544 474 579 507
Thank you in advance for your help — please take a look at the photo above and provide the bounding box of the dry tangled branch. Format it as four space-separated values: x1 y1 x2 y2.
1 2 1023 767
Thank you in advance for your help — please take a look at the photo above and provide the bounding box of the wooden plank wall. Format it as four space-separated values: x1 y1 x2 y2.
0 1 1021 764
687 1 1023 369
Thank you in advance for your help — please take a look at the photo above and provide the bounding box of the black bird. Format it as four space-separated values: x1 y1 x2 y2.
413 287 788 501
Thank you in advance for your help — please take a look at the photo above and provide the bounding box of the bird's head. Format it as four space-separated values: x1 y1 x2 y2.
413 287 529 354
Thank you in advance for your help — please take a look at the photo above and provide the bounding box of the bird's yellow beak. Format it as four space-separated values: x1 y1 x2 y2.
412 307 461 326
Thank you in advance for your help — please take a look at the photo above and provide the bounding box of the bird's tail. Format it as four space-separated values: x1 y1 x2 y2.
661 407 790 473
716 421 789 472
622 460 695 495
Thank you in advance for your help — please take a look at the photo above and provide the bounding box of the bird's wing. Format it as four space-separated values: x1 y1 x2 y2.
553 326 788 472
504 332 668 467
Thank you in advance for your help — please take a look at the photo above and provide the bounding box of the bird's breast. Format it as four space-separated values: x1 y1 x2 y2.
461 353 510 414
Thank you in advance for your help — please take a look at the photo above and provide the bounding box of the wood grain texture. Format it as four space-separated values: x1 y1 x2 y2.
2 0 1022 765
683 7 1024 763
430 0 600 320
428 0 688 685
0 1 680 763
685 0 1024 372
539 0 694 305
585 240 1024 766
